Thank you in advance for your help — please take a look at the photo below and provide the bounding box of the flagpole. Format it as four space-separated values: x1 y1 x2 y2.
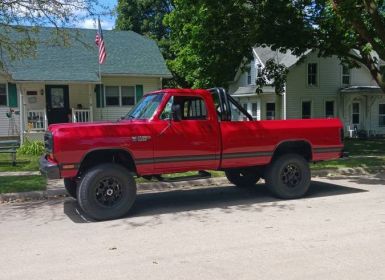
97 16 103 120
99 57 103 120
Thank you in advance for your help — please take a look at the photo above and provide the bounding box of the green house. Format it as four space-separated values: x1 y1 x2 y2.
0 27 172 140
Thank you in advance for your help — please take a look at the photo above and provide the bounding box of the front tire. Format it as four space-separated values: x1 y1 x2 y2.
265 154 310 199
77 163 137 221
225 169 260 187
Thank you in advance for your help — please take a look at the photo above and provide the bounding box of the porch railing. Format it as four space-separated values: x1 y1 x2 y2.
72 108 92 123
27 109 47 131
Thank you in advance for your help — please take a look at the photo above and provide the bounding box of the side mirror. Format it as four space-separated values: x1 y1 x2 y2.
172 104 182 121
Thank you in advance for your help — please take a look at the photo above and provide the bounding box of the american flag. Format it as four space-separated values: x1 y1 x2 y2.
95 18 107 64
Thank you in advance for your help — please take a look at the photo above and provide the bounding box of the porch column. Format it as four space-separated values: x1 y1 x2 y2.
256 96 261 120
17 85 24 144
88 84 93 122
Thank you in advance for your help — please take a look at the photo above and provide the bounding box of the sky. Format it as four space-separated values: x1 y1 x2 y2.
77 0 118 30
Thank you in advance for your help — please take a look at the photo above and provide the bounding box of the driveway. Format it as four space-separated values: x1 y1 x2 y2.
0 174 385 280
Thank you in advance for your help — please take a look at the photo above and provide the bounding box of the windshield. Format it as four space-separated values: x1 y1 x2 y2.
124 93 164 120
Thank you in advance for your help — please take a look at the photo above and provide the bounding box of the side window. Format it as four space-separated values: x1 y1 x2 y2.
230 99 250 121
160 96 173 120
174 96 207 120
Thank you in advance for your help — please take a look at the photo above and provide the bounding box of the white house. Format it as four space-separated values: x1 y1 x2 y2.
0 27 172 141
229 46 385 137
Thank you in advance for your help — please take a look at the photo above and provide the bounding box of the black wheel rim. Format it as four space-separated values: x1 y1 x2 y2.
280 163 302 188
95 177 123 207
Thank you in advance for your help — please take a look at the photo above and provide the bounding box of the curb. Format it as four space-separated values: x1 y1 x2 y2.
1 167 384 203
0 177 230 203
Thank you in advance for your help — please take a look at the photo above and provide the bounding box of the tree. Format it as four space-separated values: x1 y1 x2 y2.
252 0 385 93
115 0 173 41
0 0 103 68
164 0 258 88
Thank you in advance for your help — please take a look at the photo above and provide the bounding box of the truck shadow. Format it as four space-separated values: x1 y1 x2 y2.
63 180 367 223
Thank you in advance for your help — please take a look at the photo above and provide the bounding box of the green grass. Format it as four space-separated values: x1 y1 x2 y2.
0 176 46 194
0 153 40 172
312 138 385 170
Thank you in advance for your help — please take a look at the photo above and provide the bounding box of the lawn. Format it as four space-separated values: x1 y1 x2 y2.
0 176 46 194
0 153 40 172
312 138 385 170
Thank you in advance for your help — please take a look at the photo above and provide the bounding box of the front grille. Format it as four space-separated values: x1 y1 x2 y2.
44 131 53 153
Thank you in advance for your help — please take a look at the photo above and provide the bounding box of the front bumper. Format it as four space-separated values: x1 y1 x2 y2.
39 155 60 179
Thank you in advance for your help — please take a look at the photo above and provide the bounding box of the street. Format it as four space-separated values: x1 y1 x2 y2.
0 174 385 280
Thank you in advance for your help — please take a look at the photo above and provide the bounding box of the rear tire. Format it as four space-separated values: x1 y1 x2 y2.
77 163 137 221
265 153 310 199
225 169 260 187
64 178 77 199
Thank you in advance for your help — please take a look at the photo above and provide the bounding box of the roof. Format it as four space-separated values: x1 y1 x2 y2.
4 27 172 82
232 85 275 96
340 86 382 94
253 46 305 68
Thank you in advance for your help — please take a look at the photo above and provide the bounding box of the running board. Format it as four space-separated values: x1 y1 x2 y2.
154 170 212 182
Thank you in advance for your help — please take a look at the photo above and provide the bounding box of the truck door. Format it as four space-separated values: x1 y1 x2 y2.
153 94 221 173
217 93 271 169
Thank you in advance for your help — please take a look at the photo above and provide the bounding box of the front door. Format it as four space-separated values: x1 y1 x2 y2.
46 85 70 124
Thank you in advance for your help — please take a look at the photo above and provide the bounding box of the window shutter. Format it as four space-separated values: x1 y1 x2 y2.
8 83 18 107
135 85 143 104
95 84 104 108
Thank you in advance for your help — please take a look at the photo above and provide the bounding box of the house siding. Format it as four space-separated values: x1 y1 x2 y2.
286 52 375 119
93 76 161 121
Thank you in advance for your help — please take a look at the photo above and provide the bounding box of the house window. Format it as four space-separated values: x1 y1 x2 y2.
251 102 258 118
342 65 351 85
247 69 252 85
302 101 311 119
307 63 318 86
121 86 135 106
379 104 385 127
325 101 335 118
105 86 136 106
266 102 275 120
352 102 360 124
105 86 120 106
0 84 6 106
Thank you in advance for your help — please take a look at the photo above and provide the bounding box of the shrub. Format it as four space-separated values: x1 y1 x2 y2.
18 140 45 156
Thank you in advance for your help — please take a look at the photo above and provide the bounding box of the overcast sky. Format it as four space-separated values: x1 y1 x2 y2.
77 0 117 30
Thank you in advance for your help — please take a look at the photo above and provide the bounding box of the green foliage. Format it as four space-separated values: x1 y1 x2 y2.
256 59 289 95
116 0 173 41
17 140 45 156
164 0 257 88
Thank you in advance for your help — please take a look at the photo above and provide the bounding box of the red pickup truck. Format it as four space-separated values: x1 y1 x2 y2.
40 88 345 220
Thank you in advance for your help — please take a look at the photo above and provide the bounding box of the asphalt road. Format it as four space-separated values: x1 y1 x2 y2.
0 174 385 280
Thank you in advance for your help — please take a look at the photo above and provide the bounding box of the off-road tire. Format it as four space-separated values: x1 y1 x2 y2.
77 163 137 221
225 169 260 187
64 178 77 199
265 153 310 199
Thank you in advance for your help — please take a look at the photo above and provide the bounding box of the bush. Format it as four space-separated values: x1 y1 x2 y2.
17 140 45 156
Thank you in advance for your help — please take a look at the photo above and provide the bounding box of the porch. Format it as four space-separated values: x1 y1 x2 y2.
20 83 95 140
340 86 385 138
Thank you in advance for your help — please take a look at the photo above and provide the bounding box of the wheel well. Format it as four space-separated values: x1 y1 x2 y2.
272 141 312 162
78 149 136 176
